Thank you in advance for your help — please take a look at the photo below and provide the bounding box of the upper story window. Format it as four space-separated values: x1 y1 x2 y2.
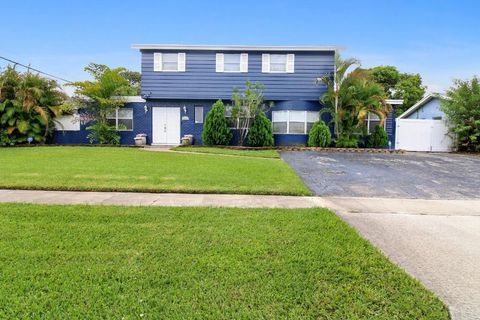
262 54 295 73
365 112 385 134
216 53 248 73
153 52 186 72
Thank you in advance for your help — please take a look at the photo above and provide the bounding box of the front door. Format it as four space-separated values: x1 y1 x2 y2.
152 107 180 144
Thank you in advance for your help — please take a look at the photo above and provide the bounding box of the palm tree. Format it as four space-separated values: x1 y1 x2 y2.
318 54 389 142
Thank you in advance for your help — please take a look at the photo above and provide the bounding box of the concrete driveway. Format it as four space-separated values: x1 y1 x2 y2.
281 151 480 199
282 152 480 319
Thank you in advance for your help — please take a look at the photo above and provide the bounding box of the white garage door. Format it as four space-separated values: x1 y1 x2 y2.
395 119 453 152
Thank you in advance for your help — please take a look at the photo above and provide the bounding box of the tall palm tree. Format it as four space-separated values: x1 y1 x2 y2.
318 54 389 141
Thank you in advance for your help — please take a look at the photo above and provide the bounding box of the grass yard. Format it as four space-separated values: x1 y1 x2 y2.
0 203 448 319
0 147 309 195
173 146 280 158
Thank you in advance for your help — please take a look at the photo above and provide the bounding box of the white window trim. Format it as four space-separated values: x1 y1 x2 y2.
153 52 186 72
365 112 386 134
216 53 248 73
107 108 133 131
272 110 319 135
262 53 295 73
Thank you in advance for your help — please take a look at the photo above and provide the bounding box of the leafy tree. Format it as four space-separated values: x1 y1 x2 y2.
202 100 232 145
68 65 135 144
247 111 274 147
441 77 480 152
0 66 67 145
367 66 426 115
307 121 331 147
84 62 141 95
394 74 425 114
319 56 389 147
366 125 388 148
230 81 273 146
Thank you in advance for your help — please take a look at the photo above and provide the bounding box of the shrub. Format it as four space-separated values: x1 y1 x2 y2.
202 100 232 145
441 77 480 152
86 123 120 145
366 125 388 148
335 135 358 148
248 111 274 147
307 121 331 147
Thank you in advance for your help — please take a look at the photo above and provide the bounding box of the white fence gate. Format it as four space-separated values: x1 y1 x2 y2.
395 119 454 152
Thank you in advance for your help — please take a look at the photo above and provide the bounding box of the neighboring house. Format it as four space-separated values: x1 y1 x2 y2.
395 94 454 152
54 44 400 146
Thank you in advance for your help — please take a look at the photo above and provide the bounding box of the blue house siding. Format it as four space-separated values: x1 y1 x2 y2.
140 50 334 101
405 97 444 120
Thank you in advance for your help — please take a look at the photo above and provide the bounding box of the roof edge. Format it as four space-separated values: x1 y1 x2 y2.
131 44 342 51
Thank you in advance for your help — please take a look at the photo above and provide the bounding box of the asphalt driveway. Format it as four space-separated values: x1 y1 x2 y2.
281 151 480 199
282 151 480 319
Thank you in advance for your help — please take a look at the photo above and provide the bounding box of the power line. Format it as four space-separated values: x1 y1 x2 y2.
0 56 72 83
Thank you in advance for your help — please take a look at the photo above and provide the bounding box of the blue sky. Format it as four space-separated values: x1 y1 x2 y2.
1 0 479 94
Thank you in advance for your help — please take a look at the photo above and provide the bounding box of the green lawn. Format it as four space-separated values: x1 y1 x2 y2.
0 147 309 195
0 203 447 319
173 146 280 158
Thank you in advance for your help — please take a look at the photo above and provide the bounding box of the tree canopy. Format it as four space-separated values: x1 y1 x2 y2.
0 66 67 145
366 66 426 115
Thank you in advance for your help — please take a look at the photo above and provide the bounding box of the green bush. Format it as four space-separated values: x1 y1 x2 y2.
307 121 331 147
441 77 480 152
248 111 274 147
366 125 388 148
335 135 359 148
202 100 232 145
86 123 120 145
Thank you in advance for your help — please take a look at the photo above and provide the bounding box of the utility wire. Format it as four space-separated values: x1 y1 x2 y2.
0 56 72 83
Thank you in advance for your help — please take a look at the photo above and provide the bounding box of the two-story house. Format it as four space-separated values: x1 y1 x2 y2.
54 44 399 146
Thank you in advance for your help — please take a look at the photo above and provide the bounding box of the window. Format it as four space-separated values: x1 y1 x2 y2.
272 111 288 134
365 112 384 134
195 106 204 124
270 54 287 72
262 54 294 73
162 53 179 71
224 54 241 72
153 52 186 72
225 106 251 129
216 53 248 72
272 110 319 134
107 108 133 131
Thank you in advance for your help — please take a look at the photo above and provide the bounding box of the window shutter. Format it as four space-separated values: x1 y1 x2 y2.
216 53 224 72
262 54 270 73
240 53 248 72
153 53 162 71
286 54 295 73
178 52 186 72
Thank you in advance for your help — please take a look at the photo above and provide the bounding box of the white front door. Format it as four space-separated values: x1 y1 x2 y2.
152 107 180 145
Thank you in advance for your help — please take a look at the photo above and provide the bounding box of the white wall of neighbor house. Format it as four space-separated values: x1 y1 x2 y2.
54 114 80 131
395 119 453 152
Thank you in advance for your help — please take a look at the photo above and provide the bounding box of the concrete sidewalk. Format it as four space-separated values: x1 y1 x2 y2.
1 189 480 214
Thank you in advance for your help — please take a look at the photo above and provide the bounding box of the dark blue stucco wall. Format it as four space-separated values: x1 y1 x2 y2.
53 102 151 145
53 99 399 148
385 109 396 148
